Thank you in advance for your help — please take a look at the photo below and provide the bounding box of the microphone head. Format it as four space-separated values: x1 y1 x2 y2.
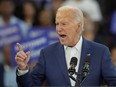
70 57 78 67
68 68 75 76
68 57 77 76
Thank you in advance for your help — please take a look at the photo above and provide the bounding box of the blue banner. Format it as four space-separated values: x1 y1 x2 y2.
0 24 22 50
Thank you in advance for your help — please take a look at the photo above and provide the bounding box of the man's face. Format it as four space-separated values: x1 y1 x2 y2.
56 11 82 47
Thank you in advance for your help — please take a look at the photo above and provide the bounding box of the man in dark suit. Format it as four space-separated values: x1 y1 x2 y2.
15 6 116 87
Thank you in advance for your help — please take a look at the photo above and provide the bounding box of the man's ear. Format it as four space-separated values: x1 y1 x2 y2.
76 22 82 32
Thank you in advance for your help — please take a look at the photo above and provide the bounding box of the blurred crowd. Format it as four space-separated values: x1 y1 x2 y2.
0 0 116 87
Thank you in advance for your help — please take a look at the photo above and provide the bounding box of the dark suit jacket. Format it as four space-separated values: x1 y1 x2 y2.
0 64 4 87
17 38 116 87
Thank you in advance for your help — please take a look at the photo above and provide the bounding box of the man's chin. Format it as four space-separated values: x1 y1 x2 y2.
60 41 67 46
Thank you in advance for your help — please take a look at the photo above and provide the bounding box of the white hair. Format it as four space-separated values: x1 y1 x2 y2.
57 6 84 34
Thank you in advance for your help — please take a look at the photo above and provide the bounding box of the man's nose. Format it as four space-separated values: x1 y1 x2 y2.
56 25 63 32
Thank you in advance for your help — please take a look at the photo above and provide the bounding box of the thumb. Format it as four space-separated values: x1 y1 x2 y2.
26 51 30 58
25 51 30 63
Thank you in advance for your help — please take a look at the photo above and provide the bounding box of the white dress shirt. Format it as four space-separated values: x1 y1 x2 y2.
64 36 83 86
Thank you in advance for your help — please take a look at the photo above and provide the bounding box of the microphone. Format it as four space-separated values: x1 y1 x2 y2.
82 54 90 81
76 54 90 86
68 57 78 81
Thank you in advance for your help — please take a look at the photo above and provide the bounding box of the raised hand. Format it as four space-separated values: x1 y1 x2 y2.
15 43 30 70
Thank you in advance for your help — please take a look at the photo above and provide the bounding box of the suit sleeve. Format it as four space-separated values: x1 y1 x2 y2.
102 47 116 86
31 49 46 85
16 49 46 87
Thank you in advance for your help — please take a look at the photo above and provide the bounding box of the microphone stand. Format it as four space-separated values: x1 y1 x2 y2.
68 66 83 86
77 73 83 86
75 72 83 86
69 71 83 86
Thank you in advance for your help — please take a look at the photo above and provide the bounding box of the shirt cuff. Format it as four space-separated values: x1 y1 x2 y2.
17 66 29 76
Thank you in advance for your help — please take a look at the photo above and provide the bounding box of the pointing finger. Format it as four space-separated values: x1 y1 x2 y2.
17 43 23 51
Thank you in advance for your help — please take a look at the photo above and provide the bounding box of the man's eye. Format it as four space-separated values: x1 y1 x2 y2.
62 23 66 25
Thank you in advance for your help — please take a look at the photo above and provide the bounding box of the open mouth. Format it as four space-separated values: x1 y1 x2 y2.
60 34 67 38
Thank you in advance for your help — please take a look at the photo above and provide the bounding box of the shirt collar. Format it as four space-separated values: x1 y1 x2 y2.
64 36 83 53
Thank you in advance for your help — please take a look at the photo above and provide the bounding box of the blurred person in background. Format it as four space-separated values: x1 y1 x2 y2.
22 0 37 26
0 0 30 86
37 8 54 27
2 44 17 87
51 0 65 15
82 12 95 41
93 0 116 49
33 0 47 10
51 0 65 25
0 0 30 38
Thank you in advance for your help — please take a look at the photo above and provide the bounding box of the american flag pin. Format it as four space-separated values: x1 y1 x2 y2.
87 54 91 56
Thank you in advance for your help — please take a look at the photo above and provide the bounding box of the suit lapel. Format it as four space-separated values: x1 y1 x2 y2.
75 38 91 86
56 43 71 85
78 38 91 73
